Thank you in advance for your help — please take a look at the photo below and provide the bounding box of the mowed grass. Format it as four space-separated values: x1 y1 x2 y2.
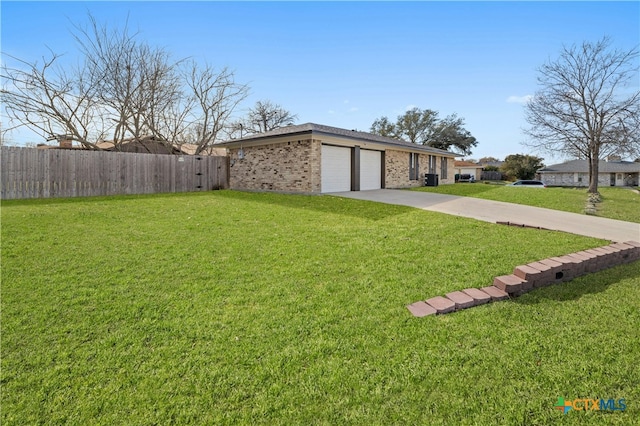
413 184 640 223
2 191 639 425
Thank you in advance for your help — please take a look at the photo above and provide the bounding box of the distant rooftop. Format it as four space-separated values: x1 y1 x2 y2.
454 161 482 168
538 159 640 173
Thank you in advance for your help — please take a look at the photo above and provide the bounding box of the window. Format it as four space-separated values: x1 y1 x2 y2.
440 157 448 178
428 155 437 174
409 153 419 180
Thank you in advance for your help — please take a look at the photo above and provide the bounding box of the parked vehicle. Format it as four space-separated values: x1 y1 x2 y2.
457 174 476 183
509 180 546 187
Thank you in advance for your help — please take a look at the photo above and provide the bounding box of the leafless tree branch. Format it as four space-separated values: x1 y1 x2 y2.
524 37 640 193
1 13 250 154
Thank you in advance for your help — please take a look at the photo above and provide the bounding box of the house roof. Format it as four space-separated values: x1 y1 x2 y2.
37 144 84 150
166 143 227 156
38 139 226 156
216 122 457 157
96 140 226 156
538 159 640 174
454 161 482 168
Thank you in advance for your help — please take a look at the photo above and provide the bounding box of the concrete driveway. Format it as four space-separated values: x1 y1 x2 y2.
331 189 640 243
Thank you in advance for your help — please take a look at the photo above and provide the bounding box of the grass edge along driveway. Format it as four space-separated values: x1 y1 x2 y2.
413 184 640 223
2 191 638 425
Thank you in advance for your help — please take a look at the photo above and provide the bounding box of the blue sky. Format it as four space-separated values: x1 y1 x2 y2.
2 1 639 162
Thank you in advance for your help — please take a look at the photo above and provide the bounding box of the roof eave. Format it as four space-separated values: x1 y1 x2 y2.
217 126 457 156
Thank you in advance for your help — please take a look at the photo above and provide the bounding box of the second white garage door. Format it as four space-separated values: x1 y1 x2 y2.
360 149 382 190
321 145 351 193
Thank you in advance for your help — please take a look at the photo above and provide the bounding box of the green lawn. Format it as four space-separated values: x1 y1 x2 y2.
2 191 638 424
412 184 640 223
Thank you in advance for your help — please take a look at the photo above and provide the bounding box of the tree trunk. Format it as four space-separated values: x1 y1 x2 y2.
588 155 599 194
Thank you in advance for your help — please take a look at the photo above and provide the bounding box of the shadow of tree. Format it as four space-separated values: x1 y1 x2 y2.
514 261 639 304
1 190 413 222
215 190 413 221
0 190 207 206
413 183 500 196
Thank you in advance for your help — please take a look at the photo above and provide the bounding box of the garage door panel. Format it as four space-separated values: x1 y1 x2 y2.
360 150 381 190
321 145 351 193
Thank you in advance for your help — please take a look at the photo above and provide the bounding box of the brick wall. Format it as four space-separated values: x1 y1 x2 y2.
229 141 454 192
229 139 321 192
541 172 587 187
385 150 421 188
385 150 453 188
540 172 638 187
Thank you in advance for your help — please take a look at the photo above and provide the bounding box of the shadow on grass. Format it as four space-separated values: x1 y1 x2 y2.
412 183 500 196
0 191 212 207
214 190 413 221
514 262 639 304
1 190 412 221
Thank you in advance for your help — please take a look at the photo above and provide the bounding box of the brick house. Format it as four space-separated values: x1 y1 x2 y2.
537 159 640 187
216 123 457 193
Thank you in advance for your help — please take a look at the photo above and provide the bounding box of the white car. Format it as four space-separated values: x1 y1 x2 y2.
509 180 547 187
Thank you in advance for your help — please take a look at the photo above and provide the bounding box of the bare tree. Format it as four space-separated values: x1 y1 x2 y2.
1 14 249 154
524 37 640 193
184 63 248 154
72 15 185 152
229 100 297 139
0 122 9 146
246 100 297 134
1 51 105 149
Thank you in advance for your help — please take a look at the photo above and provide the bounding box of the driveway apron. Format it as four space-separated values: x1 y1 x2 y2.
331 189 640 243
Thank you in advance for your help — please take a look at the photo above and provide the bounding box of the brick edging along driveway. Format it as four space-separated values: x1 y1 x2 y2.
407 241 640 317
328 190 640 315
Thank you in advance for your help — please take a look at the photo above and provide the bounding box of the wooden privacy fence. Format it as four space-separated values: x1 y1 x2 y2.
481 170 503 181
1 146 229 199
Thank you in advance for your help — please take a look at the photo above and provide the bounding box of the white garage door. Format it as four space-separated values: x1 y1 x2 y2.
360 150 382 190
321 145 351 193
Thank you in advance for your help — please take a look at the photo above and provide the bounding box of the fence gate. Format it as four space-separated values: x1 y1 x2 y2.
195 156 204 190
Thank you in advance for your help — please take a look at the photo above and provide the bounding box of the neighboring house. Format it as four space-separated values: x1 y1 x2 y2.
537 159 640 187
179 144 227 157
98 138 227 156
96 138 183 155
39 136 226 156
454 161 483 180
216 123 457 193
